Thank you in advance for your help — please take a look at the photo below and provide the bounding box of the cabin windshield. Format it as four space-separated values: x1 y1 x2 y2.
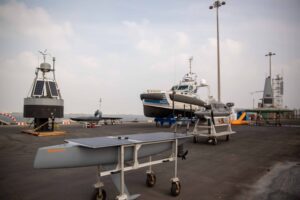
171 85 178 91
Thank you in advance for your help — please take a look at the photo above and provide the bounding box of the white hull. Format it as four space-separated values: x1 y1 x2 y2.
141 91 203 118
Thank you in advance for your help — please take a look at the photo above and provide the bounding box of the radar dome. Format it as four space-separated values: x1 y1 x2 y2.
40 63 51 72
200 79 207 85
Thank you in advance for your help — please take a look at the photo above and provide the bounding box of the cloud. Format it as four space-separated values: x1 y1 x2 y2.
0 1 109 113
122 20 162 55
78 55 101 70
175 32 190 48
282 59 300 109
224 39 242 55
122 20 192 55
137 39 161 55
0 1 299 114
207 38 242 55
0 51 37 112
0 51 36 82
122 19 149 39
0 1 74 51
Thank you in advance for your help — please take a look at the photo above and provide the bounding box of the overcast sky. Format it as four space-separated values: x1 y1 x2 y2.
0 0 299 114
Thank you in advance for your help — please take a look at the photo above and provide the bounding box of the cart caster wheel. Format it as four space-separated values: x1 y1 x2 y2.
207 137 213 144
193 136 197 143
226 135 230 141
171 181 181 196
146 173 156 187
213 138 218 145
93 188 106 200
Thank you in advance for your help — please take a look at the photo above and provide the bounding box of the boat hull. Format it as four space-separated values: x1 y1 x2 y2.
141 92 201 118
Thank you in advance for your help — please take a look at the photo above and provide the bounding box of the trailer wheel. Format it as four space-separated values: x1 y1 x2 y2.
146 173 156 187
226 135 230 141
93 188 106 200
207 137 213 144
171 181 181 196
213 138 218 145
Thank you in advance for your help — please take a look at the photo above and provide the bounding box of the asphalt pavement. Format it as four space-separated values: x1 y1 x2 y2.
0 123 299 200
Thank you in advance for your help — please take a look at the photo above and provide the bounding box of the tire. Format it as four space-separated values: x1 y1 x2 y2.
92 188 106 200
146 173 156 187
193 136 197 143
207 137 213 144
171 181 181 196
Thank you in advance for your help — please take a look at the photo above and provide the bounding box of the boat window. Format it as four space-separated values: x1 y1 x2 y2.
215 103 226 109
177 85 189 90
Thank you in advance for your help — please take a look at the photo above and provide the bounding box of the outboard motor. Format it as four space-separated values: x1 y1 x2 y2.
226 102 234 108
94 110 103 118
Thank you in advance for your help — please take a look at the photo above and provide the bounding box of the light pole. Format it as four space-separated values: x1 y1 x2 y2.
265 52 276 79
210 0 226 102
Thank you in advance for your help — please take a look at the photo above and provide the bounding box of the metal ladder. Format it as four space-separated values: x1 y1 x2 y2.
189 115 235 145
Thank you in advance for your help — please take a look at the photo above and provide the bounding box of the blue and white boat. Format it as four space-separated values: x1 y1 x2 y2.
140 58 207 118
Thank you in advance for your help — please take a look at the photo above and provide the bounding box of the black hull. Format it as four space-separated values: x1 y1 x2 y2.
70 117 100 122
24 105 64 118
143 105 194 118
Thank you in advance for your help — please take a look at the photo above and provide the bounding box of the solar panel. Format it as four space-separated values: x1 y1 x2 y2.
48 81 58 97
33 80 45 96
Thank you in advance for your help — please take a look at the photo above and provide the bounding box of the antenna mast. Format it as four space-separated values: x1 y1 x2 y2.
189 56 193 74
39 49 47 63
99 98 102 111
52 57 56 80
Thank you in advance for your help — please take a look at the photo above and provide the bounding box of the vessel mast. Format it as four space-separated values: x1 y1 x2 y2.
189 56 193 74
99 98 102 112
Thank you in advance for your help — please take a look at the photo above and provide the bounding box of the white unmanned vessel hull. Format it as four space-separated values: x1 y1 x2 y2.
140 59 208 118
141 92 205 118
